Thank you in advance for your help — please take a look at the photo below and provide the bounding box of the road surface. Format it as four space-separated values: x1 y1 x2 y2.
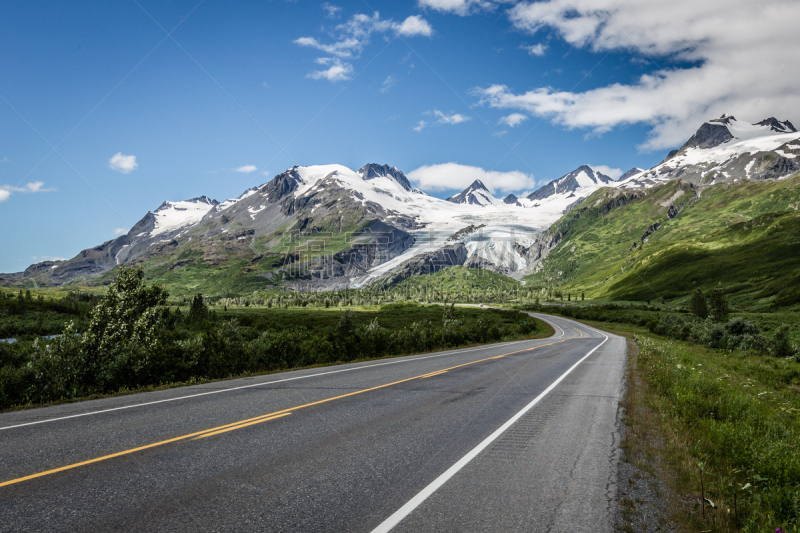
0 313 626 532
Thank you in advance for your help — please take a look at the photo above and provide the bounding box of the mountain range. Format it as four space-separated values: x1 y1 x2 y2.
4 115 799 295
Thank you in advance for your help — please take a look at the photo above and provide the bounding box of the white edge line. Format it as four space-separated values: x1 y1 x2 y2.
370 327 609 533
0 338 540 432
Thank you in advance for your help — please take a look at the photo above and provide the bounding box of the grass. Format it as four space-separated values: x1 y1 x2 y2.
387 265 522 294
524 173 800 311
585 319 800 532
215 301 542 335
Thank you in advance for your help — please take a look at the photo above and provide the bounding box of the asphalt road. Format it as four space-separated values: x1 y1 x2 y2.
0 314 627 532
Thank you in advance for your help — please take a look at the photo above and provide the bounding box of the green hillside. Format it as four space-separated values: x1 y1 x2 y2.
525 173 800 309
387 265 521 300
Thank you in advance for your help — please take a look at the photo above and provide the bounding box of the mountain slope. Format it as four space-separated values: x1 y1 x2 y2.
446 180 498 205
524 172 800 308
619 115 800 190
5 113 800 296
526 165 614 202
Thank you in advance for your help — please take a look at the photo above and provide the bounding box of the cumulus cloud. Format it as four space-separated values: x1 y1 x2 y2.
0 181 54 202
321 2 341 18
234 165 258 173
589 165 623 180
295 11 432 82
498 113 528 127
413 120 428 132
394 15 433 37
470 0 800 150
429 109 472 125
307 57 354 81
109 152 138 173
418 0 507 16
522 43 547 56
113 228 128 236
408 162 536 193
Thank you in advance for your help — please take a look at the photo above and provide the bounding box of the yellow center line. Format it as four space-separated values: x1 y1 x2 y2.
1 334 579 488
193 413 293 440
421 370 448 378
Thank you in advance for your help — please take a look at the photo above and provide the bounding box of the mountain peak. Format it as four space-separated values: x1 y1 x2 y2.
755 117 797 133
618 168 645 181
357 163 414 192
469 179 489 191
446 179 496 205
709 114 737 126
680 120 735 151
526 165 613 202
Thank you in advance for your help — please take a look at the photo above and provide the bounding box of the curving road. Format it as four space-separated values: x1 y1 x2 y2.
0 314 626 532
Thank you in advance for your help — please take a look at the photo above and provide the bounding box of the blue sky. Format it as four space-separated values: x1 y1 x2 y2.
2 0 798 273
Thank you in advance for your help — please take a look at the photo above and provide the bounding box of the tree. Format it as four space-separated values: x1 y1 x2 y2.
708 288 729 322
81 267 168 388
188 294 209 324
690 288 708 319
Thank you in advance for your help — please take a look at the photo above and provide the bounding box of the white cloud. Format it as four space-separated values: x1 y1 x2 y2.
429 109 472 125
4 181 52 193
413 120 428 132
393 15 433 37
498 113 528 127
321 2 341 18
381 75 397 93
234 165 258 173
418 0 506 16
476 0 800 151
109 152 138 174
30 255 66 262
295 12 432 82
408 162 536 193
307 57 354 82
588 165 623 180
113 228 128 236
293 36 362 59
0 181 54 202
522 43 547 56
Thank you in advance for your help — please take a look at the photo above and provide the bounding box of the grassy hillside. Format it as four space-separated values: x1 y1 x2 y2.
525 174 800 310
388 265 521 299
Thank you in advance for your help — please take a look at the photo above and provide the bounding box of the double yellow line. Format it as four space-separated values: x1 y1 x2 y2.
1 335 576 488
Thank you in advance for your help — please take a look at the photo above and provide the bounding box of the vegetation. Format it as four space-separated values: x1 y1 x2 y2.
618 326 800 532
0 268 550 410
0 289 102 339
524 173 800 310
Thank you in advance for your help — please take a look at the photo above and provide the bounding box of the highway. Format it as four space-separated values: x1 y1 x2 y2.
0 314 626 532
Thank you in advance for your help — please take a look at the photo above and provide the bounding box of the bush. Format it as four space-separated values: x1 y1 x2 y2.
772 324 795 358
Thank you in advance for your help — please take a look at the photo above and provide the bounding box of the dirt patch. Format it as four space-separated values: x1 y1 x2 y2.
614 333 683 532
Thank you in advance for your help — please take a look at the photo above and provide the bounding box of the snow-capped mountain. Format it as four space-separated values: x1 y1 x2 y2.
618 168 645 181
8 113 800 292
619 115 800 189
357 163 419 193
143 197 218 237
525 165 614 202
446 180 498 206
